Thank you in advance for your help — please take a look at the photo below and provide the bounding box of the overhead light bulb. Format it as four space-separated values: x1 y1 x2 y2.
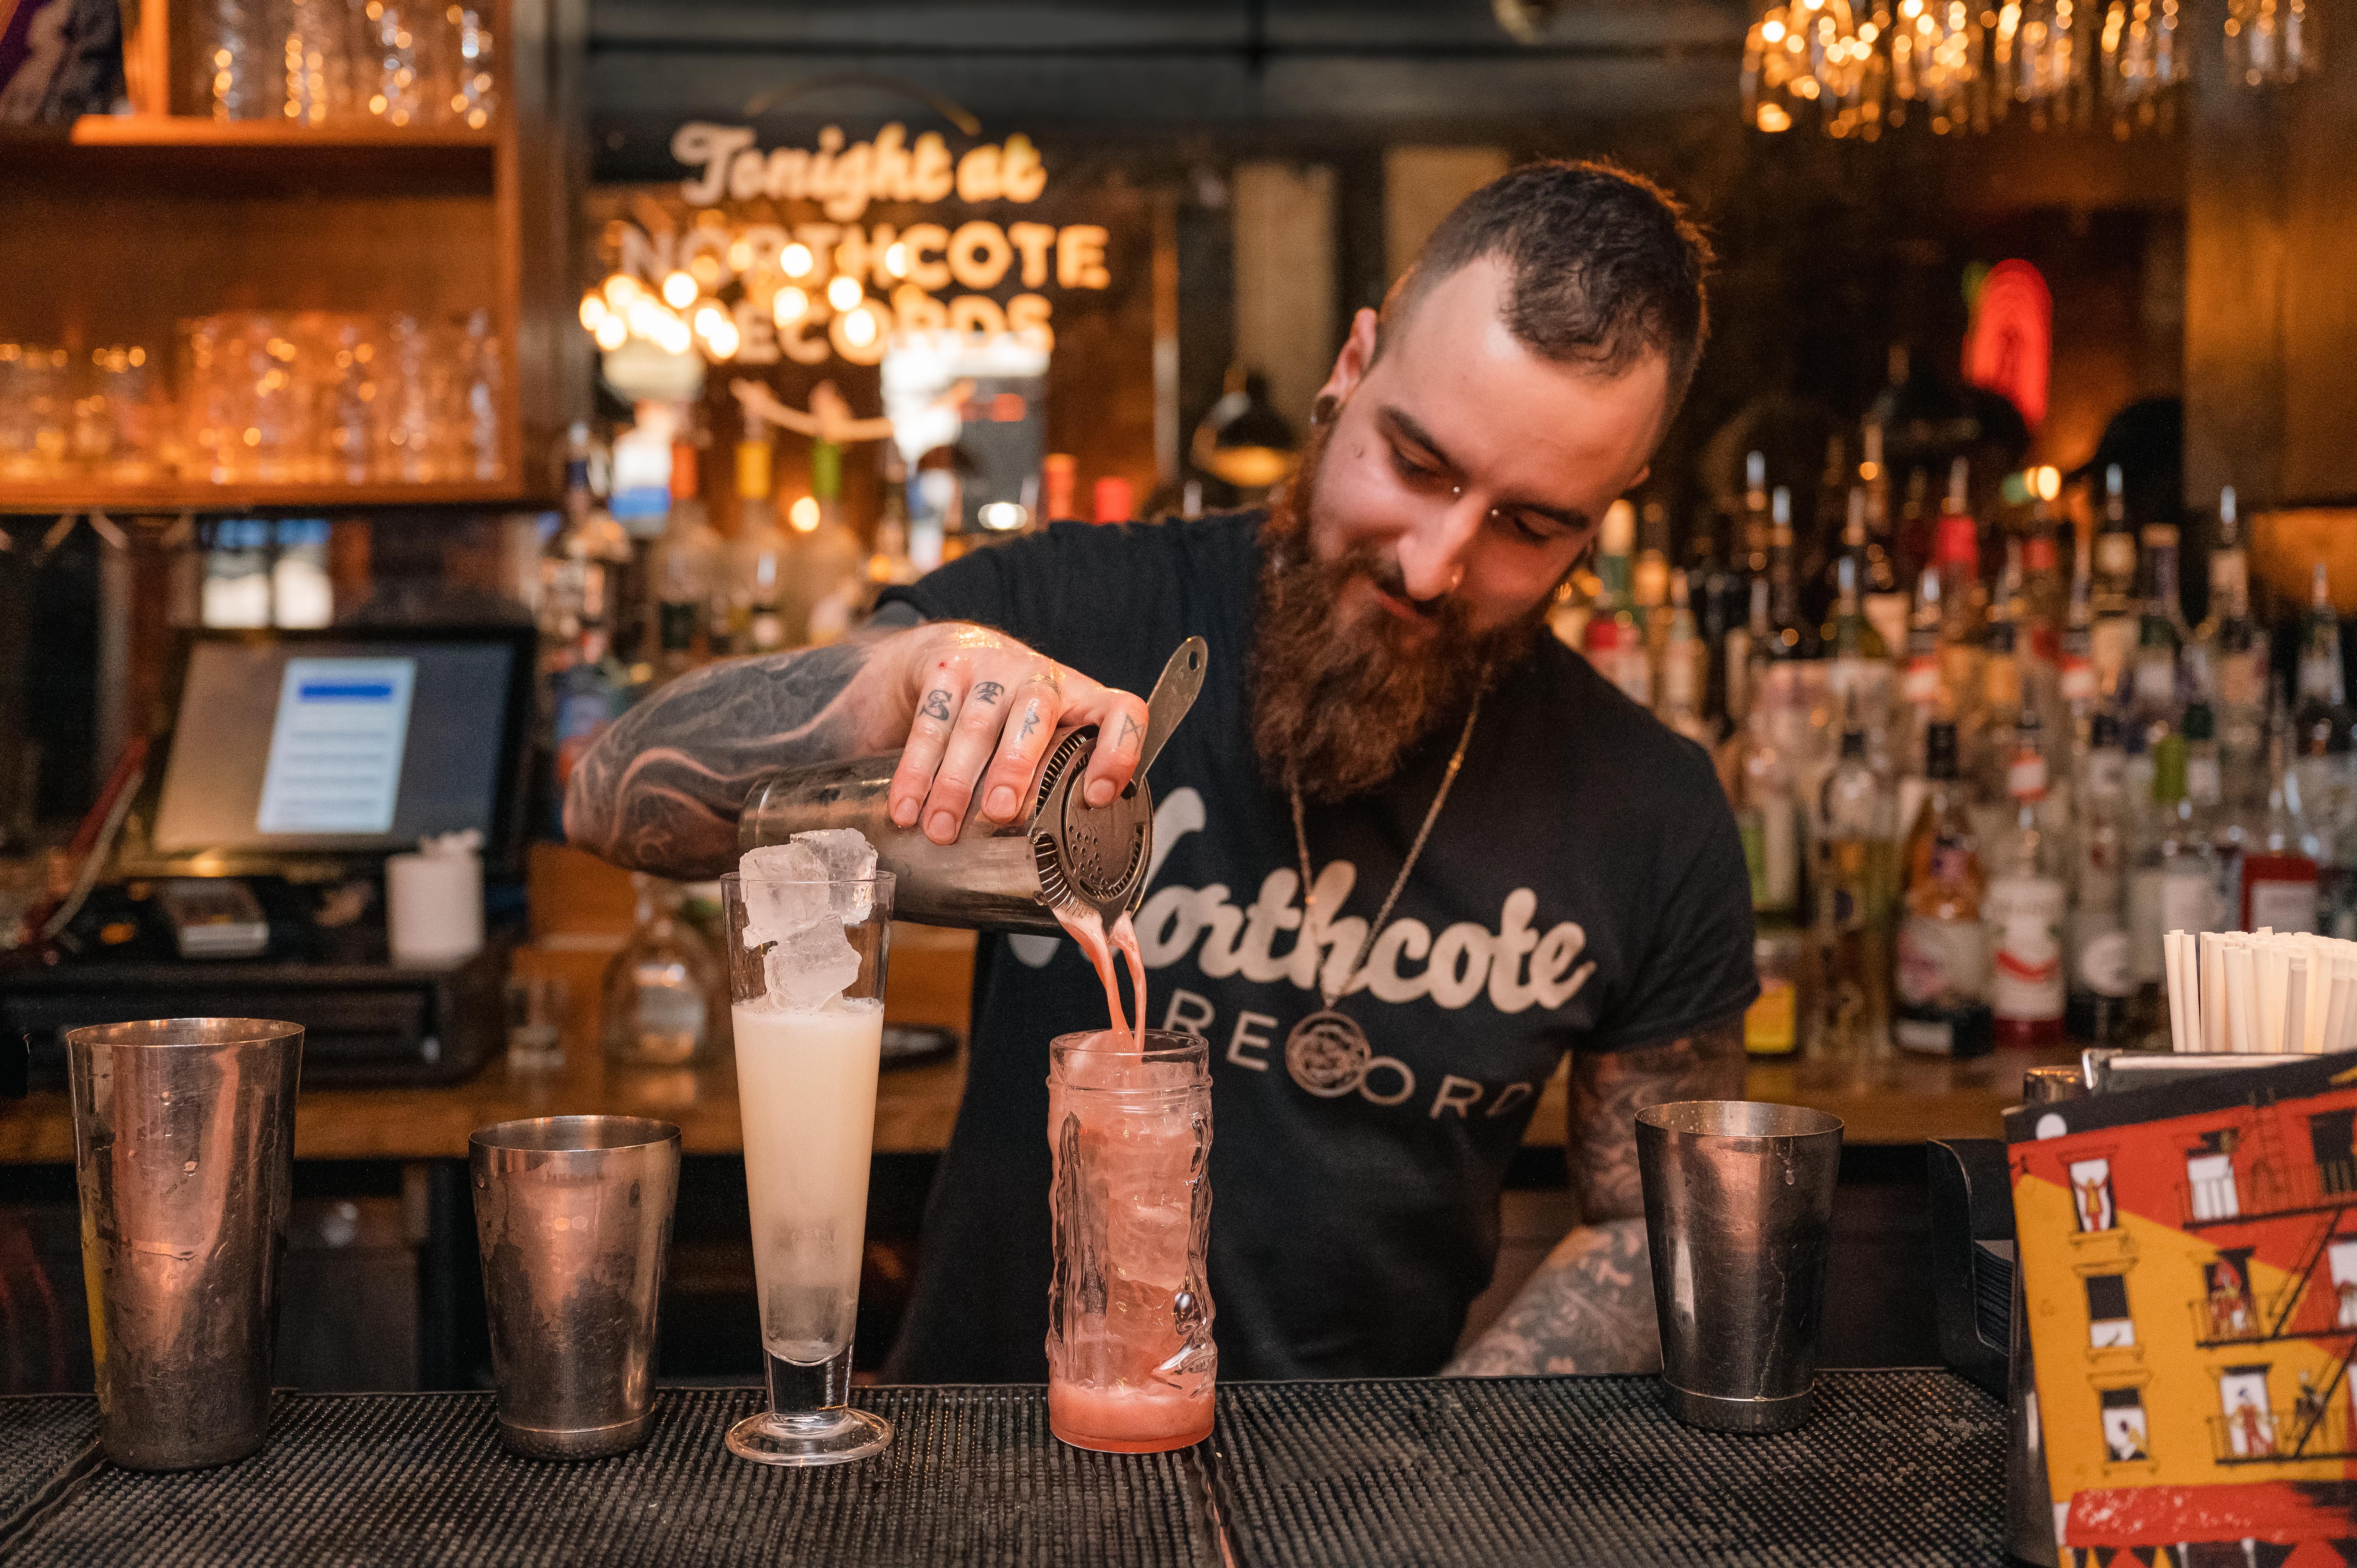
788 496 820 533
601 272 638 310
773 286 809 326
841 306 879 349
578 292 607 330
781 242 814 278
593 314 628 351
693 302 728 339
826 274 863 312
661 270 697 308
705 318 741 359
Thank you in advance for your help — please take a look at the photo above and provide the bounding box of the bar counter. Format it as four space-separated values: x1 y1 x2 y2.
0 935 2072 1161
0 1373 2001 1565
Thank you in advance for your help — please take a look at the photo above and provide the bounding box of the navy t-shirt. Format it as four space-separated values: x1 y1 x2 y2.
876 511 1756 1380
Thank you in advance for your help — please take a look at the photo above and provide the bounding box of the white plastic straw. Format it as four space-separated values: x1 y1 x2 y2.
2204 933 2230 1058
2286 952 2309 1055
2164 931 2189 1052
2229 945 2258 1054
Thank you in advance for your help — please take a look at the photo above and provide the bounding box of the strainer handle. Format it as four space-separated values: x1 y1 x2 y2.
1134 636 1208 786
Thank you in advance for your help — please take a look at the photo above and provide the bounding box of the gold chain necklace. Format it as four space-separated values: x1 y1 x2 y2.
1283 695 1481 1097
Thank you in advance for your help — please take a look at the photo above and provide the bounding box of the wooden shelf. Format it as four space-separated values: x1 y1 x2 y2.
0 478 532 515
63 115 499 149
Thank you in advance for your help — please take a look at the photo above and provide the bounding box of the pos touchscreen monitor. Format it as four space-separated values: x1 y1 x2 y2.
126 625 535 877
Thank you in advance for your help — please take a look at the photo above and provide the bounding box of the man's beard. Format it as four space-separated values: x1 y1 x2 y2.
1250 420 1549 803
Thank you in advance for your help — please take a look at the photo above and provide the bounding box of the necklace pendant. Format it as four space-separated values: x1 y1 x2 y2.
1285 1009 1373 1098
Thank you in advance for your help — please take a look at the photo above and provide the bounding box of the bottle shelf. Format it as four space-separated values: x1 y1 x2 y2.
0 478 531 515
59 116 499 149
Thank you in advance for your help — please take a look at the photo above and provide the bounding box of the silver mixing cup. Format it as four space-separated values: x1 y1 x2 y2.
470 1116 680 1459
1638 1100 1843 1433
68 1017 304 1470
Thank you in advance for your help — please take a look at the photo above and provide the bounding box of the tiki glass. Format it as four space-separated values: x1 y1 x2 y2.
1046 1029 1217 1453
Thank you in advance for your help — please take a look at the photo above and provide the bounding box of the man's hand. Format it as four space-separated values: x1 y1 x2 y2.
883 623 1151 846
1446 1017 1746 1375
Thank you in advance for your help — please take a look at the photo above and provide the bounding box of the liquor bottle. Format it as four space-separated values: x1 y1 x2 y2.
542 425 635 828
796 437 868 646
2127 519 2188 741
1824 520 1891 725
1814 697 1897 1057
1730 576 1772 728
2090 464 2141 702
601 874 722 1067
2128 729 2224 1035
1741 450 1771 579
1859 423 1911 658
1932 460 1986 751
2193 487 2265 796
1894 466 1934 598
1655 569 1712 746
1766 486 1820 659
1985 704 2066 1046
1804 434 1847 630
2237 686 2320 932
1691 513 1739 734
1975 541 2025 802
1736 695 1805 925
2183 701 2238 929
867 447 920 592
2021 503 2067 664
2066 708 2138 1043
2291 563 2350 863
646 441 725 684
729 436 797 653
1584 499 1650 706
1893 721 1995 1058
1896 565 1948 835
1634 499 1674 648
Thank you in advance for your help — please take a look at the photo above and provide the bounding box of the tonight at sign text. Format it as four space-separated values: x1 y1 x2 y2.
646 121 1112 362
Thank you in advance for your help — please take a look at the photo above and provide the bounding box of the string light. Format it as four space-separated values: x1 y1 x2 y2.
660 270 697 308
578 292 607 331
825 275 864 311
780 243 815 278
772 285 809 326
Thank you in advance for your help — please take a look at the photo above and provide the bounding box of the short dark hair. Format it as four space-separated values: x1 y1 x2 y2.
1379 158 1713 417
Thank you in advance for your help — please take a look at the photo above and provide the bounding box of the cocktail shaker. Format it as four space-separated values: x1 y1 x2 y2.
69 1017 304 1470
740 637 1205 935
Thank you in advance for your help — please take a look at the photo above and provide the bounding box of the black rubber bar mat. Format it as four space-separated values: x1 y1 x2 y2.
0 1398 100 1538
0 1386 1218 1567
1210 1373 2005 1568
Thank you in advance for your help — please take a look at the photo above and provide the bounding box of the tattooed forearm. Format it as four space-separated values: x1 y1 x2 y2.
1448 1017 1746 1377
1446 1219 1659 1376
562 635 905 879
1569 1017 1747 1225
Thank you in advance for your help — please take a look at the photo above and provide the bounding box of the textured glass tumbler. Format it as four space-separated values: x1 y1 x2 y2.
723 869 895 1466
1046 1029 1216 1453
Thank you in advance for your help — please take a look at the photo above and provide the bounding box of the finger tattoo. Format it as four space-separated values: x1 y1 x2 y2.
1116 713 1143 750
1018 702 1041 742
920 688 953 722
972 680 1005 706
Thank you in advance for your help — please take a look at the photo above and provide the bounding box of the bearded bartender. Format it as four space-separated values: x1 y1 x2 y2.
565 160 1757 1381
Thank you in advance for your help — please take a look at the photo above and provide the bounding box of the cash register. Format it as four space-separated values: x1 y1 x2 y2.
5 624 536 1087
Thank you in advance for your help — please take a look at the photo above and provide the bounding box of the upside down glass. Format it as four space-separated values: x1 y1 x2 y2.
1046 1029 1217 1453
722 869 895 1465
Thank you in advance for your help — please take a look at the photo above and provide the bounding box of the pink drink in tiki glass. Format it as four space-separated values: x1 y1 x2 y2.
1045 1028 1216 1452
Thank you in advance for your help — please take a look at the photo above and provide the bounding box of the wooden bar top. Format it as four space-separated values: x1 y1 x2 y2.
0 924 2069 1163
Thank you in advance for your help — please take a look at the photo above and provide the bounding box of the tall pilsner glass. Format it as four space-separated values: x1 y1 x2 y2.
722 869 894 1465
